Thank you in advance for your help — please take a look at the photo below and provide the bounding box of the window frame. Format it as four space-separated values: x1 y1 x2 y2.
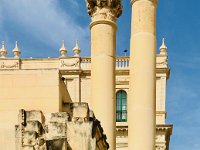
116 90 127 122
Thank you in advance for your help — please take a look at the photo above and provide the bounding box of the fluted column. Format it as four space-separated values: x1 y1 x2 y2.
129 0 157 149
86 1 122 149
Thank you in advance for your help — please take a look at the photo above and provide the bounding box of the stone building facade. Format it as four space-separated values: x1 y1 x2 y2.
0 0 173 149
0 38 172 149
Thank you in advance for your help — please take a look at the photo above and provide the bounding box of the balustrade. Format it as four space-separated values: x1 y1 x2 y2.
80 57 91 70
80 56 130 70
116 56 129 69
0 56 166 70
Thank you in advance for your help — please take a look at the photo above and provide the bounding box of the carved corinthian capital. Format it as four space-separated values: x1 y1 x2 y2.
86 0 122 22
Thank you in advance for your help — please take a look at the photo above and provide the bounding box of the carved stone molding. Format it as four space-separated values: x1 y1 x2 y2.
0 62 19 69
116 125 128 137
156 56 168 69
0 59 20 69
86 0 122 22
155 145 166 150
59 58 80 70
60 60 79 67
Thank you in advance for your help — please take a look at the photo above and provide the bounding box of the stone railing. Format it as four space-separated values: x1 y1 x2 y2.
0 55 168 71
116 56 129 69
80 55 168 70
80 56 130 70
80 57 91 70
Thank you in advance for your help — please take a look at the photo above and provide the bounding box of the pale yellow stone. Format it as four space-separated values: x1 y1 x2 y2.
0 69 70 150
128 0 157 149
0 55 171 150
86 1 123 149
0 0 173 149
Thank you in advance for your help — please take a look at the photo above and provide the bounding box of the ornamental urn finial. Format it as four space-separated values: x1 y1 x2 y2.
73 40 81 57
13 41 21 58
59 40 67 57
0 41 8 58
159 38 167 55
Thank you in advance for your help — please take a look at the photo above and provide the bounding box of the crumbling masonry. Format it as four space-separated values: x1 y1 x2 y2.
15 103 109 150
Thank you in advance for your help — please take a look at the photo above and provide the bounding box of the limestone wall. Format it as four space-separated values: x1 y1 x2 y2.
0 55 170 149
0 69 70 150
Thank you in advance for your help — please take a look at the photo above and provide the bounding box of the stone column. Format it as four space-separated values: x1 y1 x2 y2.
86 1 122 149
128 0 157 149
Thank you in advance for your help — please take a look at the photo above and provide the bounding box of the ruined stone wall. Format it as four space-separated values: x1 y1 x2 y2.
15 103 109 150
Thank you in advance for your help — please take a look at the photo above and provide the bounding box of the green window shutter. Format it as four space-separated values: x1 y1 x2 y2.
116 90 127 122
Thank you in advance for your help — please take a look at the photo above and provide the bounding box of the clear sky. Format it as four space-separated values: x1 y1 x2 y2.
0 0 199 149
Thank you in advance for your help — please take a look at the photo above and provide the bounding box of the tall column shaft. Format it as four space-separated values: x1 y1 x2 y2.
91 21 116 149
128 0 157 149
86 1 122 149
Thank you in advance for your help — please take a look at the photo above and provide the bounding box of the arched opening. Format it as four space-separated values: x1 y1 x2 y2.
116 90 127 122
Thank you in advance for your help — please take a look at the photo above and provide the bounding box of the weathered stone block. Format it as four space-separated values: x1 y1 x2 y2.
23 131 38 146
15 103 109 150
71 102 89 122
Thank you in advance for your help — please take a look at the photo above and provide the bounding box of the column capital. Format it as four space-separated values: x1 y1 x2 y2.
131 0 158 6
86 0 122 23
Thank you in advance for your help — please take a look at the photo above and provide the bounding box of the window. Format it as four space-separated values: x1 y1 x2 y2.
116 90 127 122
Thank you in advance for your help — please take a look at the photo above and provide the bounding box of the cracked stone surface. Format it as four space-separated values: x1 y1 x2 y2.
15 102 109 150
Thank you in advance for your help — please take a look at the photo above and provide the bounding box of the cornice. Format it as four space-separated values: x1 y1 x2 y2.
156 124 173 135
115 124 173 135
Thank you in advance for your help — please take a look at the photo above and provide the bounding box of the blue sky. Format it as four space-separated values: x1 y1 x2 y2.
0 0 199 149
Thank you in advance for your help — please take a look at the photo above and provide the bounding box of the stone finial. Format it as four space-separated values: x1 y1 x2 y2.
13 41 21 58
59 40 67 57
0 41 8 58
86 0 123 22
73 40 81 57
159 38 167 55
